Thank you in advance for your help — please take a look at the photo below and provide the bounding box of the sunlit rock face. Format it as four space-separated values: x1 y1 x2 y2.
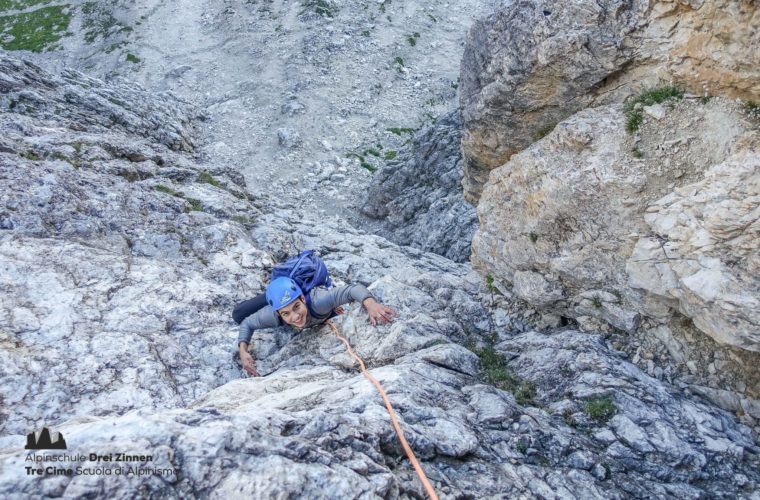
472 99 760 350
459 0 760 204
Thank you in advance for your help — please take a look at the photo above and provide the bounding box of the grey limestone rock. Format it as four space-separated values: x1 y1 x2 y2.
1 54 758 499
459 0 643 203
362 110 478 263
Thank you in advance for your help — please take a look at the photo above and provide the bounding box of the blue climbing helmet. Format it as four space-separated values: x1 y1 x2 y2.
266 277 303 311
270 249 333 316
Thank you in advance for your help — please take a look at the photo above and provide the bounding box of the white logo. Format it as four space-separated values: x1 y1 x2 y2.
280 290 291 304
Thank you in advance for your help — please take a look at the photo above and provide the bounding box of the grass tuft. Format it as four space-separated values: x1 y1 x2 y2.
468 342 535 405
184 197 204 212
197 170 222 188
592 295 603 308
485 275 501 295
624 85 684 133
20 150 40 160
154 184 180 196
744 100 760 122
386 127 415 136
584 397 616 423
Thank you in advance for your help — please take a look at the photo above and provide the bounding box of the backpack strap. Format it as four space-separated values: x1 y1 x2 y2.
288 250 312 280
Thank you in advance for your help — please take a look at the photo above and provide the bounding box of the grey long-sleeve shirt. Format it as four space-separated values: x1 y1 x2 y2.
237 284 374 346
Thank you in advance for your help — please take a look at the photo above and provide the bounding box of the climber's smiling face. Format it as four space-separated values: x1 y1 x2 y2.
278 295 307 327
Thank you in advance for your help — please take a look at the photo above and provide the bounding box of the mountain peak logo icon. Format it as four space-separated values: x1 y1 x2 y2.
25 427 67 450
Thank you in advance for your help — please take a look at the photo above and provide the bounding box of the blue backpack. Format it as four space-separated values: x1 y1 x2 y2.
271 250 333 320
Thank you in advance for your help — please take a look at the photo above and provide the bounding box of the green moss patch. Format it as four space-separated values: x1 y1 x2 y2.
0 0 53 11
0 4 71 52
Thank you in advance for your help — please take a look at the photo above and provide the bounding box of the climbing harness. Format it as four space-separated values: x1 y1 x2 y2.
325 320 439 500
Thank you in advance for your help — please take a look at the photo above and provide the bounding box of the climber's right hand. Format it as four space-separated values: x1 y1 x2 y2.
240 351 258 377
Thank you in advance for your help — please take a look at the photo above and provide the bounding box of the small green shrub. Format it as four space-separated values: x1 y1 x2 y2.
592 295 603 308
515 382 536 406
386 127 415 136
125 53 140 63
361 30 370 37
632 147 644 158
347 152 376 172
20 150 40 160
361 161 376 172
485 275 500 294
529 232 538 243
624 85 684 133
584 397 616 423
184 197 204 212
469 344 535 405
745 100 760 122
365 148 380 157
197 170 222 188
393 56 404 67
384 150 397 161
154 184 180 196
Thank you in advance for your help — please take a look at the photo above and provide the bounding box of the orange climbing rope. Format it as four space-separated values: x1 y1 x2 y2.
325 320 439 500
